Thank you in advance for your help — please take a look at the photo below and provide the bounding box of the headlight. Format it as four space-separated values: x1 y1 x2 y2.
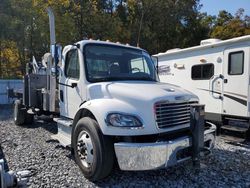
106 113 143 128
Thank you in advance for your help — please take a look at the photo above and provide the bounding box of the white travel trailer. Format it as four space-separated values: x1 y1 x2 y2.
154 35 250 133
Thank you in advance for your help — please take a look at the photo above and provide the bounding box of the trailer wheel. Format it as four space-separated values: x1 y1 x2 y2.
72 117 114 181
14 100 26 126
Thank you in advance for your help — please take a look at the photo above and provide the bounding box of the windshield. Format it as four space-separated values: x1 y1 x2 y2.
84 44 158 82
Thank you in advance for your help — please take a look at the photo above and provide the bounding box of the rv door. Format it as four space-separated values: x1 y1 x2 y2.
223 47 249 118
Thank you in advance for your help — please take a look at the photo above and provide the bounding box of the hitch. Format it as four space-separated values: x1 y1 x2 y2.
190 104 205 168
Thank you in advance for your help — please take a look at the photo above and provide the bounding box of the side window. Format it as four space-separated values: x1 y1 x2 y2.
228 51 244 75
65 49 80 79
130 57 150 74
191 64 214 80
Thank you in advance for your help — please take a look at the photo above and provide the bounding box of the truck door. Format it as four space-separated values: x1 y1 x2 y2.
223 47 249 118
59 47 84 118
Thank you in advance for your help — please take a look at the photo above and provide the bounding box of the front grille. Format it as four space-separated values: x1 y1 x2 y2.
155 101 198 129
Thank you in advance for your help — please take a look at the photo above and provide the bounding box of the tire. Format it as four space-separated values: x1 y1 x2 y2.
25 113 34 124
14 100 26 126
246 126 250 141
72 117 114 181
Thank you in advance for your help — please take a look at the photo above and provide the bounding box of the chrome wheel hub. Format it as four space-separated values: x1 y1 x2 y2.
77 131 94 168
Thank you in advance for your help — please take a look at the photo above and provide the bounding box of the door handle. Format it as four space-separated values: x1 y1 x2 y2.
224 79 228 83
60 90 64 102
209 75 223 99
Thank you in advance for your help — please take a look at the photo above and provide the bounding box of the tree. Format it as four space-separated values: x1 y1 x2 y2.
211 9 250 40
1 0 249 79
0 40 22 78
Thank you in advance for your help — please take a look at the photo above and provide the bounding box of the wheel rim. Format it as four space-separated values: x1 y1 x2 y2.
77 131 94 168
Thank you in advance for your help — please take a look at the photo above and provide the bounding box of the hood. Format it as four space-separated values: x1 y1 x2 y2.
87 81 198 104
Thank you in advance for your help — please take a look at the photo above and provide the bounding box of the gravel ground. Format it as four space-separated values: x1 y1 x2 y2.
0 105 250 188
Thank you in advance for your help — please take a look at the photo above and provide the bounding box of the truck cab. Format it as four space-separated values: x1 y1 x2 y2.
49 40 215 180
13 39 216 181
59 41 159 120
59 40 198 133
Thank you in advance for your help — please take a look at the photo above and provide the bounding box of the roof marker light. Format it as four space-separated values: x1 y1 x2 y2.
200 58 207 63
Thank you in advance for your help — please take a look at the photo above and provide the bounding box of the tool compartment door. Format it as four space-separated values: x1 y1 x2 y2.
223 46 249 117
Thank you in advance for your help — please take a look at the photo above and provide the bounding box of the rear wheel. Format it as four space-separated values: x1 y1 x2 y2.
246 125 250 141
14 100 34 125
25 113 34 124
72 117 114 181
14 100 26 125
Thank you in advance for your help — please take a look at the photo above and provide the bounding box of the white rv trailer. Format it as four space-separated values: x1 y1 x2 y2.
154 35 250 132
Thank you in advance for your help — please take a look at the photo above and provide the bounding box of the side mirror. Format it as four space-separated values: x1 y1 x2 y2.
51 44 62 79
56 44 62 61
71 82 77 88
151 56 158 73
51 44 62 62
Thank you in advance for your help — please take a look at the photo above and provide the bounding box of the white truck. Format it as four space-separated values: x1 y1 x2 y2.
10 8 216 181
154 36 250 136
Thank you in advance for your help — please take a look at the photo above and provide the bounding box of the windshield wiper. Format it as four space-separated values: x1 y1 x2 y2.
91 76 156 82
91 77 127 82
131 77 156 81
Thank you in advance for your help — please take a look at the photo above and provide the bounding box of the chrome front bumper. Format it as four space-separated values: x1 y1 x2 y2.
114 123 216 171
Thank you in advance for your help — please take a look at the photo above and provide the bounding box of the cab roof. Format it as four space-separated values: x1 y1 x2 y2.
77 39 145 52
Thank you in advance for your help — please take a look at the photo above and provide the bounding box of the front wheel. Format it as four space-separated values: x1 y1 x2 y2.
72 117 114 181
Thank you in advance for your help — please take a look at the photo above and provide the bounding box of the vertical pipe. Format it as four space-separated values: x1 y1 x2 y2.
46 7 58 112
46 7 58 75
46 7 56 48
190 104 205 168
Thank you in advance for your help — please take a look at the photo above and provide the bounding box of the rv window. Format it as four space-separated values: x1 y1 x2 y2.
228 51 244 75
191 64 214 80
65 49 80 79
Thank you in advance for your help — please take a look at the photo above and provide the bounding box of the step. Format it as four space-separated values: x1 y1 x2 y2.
51 117 73 147
219 134 245 143
53 117 73 127
51 133 71 147
221 124 249 133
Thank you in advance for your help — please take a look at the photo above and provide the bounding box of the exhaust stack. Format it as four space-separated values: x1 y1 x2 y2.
46 7 56 48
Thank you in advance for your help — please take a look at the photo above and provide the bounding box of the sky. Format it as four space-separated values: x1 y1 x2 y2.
200 0 250 16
